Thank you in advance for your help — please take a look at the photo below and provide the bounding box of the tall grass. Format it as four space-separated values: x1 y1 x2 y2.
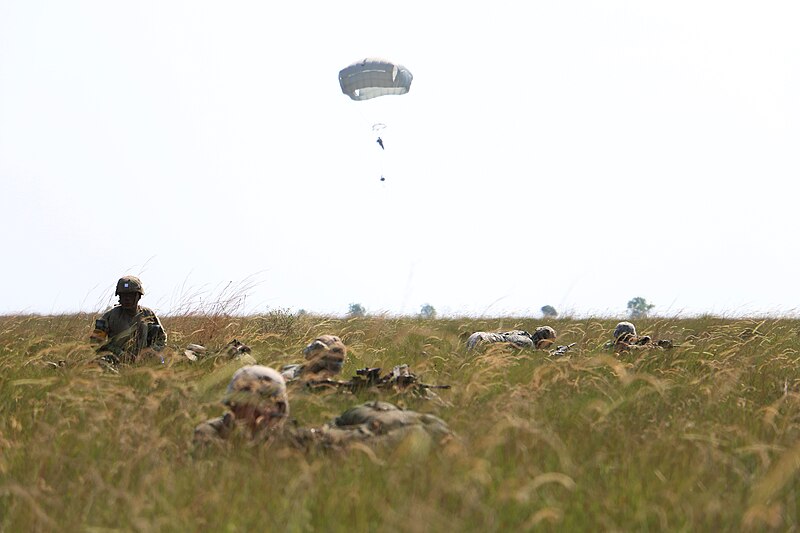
1 314 799 531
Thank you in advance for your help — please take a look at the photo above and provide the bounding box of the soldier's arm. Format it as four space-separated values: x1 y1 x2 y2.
193 414 234 447
154 318 167 350
145 311 167 350
89 311 112 344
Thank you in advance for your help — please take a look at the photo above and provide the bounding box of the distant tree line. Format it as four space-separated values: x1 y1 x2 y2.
334 298 655 319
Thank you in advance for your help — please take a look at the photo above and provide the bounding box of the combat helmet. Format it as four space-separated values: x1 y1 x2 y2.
613 321 637 340
115 275 144 296
224 365 289 411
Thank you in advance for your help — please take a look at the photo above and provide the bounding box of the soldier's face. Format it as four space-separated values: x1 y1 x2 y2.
535 338 555 350
304 342 346 377
230 399 288 431
119 292 141 310
306 352 345 376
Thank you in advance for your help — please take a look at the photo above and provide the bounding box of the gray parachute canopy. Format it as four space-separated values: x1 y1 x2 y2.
339 58 413 101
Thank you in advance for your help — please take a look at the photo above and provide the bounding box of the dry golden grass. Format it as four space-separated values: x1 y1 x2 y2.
1 313 800 531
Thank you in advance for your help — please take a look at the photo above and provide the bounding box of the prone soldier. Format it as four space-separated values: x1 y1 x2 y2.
466 326 556 350
280 335 347 382
193 365 289 445
288 400 454 451
304 364 451 400
194 365 453 450
610 321 674 351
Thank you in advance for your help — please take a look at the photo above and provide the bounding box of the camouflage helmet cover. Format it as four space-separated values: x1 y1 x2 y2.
115 275 144 296
613 321 637 340
302 335 347 376
224 365 288 407
532 326 557 342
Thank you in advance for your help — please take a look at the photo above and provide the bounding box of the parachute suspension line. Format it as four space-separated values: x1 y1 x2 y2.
347 106 385 181
375 124 387 183
373 122 386 151
346 102 381 143
351 104 386 144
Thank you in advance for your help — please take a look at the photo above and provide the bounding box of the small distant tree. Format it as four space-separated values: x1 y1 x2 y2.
296 309 307 316
347 303 366 317
627 297 654 319
419 304 437 319
541 305 558 318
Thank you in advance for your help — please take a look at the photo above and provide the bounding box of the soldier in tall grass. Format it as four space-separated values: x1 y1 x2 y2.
183 338 256 364
194 365 290 445
280 335 348 381
90 275 166 363
466 326 556 350
194 364 453 450
611 321 673 351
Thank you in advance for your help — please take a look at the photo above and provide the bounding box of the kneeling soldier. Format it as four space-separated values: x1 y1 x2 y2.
90 275 166 363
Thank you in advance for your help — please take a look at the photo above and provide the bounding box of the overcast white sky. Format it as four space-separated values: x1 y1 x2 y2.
1 1 798 317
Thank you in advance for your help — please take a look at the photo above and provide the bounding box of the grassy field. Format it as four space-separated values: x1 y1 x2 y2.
1 312 799 531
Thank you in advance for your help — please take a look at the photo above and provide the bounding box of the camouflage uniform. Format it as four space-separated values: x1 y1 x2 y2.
610 321 674 351
280 335 347 382
194 365 289 446
466 326 556 350
613 321 637 342
195 402 455 448
284 401 453 451
303 365 451 401
90 276 166 361
193 412 236 443
183 339 257 365
194 367 453 450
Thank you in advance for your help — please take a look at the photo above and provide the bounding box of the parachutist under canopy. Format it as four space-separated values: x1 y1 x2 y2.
376 137 384 150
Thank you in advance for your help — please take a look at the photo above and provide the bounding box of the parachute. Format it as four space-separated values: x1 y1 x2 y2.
338 58 413 101
339 58 412 182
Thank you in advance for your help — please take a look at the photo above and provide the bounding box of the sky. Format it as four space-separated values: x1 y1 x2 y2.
1 1 798 318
